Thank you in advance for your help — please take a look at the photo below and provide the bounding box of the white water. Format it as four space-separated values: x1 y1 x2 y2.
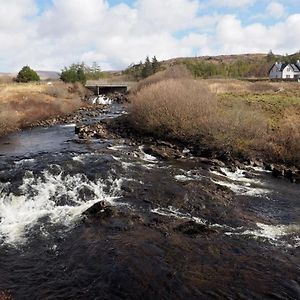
91 95 112 105
210 167 269 196
152 206 207 225
0 169 122 246
228 223 300 248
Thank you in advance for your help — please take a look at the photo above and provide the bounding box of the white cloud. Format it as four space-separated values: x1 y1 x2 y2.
212 14 300 55
210 0 256 8
266 2 286 19
0 0 300 72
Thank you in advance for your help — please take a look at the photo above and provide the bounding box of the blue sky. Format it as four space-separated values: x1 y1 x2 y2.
1 0 300 72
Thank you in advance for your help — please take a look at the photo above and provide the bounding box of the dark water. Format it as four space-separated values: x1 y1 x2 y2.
0 105 299 299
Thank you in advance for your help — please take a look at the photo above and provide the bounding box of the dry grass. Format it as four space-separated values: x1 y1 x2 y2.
132 65 192 94
0 82 86 136
128 77 300 165
0 75 13 84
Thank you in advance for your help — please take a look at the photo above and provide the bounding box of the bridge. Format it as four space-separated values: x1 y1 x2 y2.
85 80 130 95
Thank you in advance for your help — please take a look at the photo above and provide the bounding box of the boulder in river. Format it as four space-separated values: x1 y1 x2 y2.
174 220 215 236
83 201 116 220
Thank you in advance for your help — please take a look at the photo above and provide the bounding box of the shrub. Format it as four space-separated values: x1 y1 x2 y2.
132 64 192 93
129 78 270 159
16 66 40 83
60 64 86 85
45 83 69 98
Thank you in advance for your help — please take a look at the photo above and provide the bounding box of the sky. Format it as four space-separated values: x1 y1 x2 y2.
0 0 300 72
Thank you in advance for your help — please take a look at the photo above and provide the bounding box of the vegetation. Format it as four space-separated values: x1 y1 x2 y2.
60 63 86 85
60 62 105 84
124 56 161 80
182 51 300 79
0 82 88 136
85 62 106 80
127 75 300 166
16 66 40 83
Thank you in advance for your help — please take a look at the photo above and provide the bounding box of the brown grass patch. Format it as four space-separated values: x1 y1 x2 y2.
0 82 86 136
132 65 192 94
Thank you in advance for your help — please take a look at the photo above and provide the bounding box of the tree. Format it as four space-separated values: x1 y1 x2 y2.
142 56 153 78
16 66 40 83
267 50 276 62
85 62 104 80
60 63 86 85
152 56 160 73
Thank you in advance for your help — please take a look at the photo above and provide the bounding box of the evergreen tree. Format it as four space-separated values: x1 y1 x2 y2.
152 56 160 73
16 66 40 83
60 63 86 85
142 56 153 78
267 50 275 62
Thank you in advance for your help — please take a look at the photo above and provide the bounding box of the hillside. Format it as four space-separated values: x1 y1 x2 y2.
124 52 300 80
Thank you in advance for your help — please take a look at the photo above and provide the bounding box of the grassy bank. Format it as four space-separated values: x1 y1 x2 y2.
127 70 300 166
0 82 89 136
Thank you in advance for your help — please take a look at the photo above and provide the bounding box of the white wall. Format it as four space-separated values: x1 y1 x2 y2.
282 65 295 79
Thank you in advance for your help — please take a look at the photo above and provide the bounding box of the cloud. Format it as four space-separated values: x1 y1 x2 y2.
266 2 286 19
0 0 300 72
209 0 256 8
211 14 300 55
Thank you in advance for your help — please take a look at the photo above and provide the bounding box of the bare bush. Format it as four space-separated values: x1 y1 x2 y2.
45 83 69 98
0 105 19 136
129 78 271 159
132 65 192 94
130 79 216 138
270 109 300 164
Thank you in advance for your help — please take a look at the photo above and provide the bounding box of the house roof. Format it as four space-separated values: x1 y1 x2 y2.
290 64 300 72
269 62 300 73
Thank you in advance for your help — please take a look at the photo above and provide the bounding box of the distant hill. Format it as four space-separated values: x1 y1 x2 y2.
0 71 60 81
36 71 60 80
124 52 300 80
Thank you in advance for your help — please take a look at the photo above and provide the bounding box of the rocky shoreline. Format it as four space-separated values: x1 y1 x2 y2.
75 116 300 184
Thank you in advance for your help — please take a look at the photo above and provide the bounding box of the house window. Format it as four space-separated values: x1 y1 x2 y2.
286 75 290 78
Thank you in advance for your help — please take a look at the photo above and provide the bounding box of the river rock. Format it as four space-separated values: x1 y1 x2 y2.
76 122 115 140
143 145 182 160
83 201 116 220
174 221 215 236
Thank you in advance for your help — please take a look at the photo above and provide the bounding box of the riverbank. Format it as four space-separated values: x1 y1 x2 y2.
0 82 91 136
75 74 300 182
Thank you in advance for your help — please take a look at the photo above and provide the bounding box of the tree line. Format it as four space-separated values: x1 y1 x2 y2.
124 56 161 80
13 62 105 84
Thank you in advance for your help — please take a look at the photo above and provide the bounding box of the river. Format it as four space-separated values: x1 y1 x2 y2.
0 104 299 299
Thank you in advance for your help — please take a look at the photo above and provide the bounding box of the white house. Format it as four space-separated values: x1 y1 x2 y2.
269 61 300 79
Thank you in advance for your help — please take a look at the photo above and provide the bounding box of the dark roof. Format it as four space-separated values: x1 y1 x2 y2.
269 62 300 73
279 63 288 71
290 64 300 72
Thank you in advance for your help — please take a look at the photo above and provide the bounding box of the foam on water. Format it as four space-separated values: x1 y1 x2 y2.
0 169 122 246
210 167 269 196
138 146 158 163
229 223 300 248
91 95 112 105
152 206 206 225
60 123 76 128
212 179 269 196
14 158 36 165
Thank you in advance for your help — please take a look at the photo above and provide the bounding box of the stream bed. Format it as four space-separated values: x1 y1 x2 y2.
0 105 299 299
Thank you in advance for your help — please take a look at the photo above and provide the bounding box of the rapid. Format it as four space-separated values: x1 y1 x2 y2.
0 104 299 299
